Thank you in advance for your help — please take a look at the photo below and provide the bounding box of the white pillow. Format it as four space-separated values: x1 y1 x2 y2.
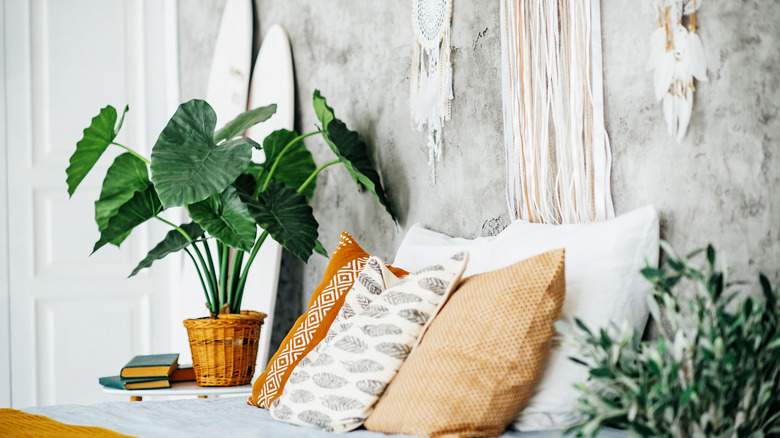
392 205 660 430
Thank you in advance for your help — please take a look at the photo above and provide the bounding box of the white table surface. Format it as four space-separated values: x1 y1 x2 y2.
101 380 252 398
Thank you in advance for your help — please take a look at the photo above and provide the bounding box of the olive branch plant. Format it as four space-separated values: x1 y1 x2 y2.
66 90 396 316
560 242 780 437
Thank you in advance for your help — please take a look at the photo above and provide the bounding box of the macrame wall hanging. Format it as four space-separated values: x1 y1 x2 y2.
500 0 614 224
411 0 454 182
648 0 707 142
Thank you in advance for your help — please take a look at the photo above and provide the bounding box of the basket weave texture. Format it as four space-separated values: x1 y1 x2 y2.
183 311 266 386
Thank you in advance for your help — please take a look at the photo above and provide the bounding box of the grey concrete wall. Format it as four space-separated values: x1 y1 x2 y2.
179 1 780 348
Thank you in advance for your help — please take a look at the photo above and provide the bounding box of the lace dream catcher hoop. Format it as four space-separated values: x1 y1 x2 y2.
411 0 454 182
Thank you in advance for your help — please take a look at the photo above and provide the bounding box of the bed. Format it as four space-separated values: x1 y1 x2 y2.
21 397 627 438
13 206 657 438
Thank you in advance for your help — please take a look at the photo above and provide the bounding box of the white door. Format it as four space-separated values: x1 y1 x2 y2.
2 0 180 408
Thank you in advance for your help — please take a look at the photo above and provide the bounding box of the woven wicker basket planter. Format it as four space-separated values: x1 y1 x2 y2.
183 310 266 386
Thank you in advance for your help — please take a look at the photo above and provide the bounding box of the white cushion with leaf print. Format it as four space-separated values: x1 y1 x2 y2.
298 256 402 367
269 252 469 433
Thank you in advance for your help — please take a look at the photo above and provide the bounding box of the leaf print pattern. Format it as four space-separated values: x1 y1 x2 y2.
360 324 402 337
367 257 383 273
382 290 422 305
297 410 332 428
355 294 372 309
398 308 430 325
311 353 334 367
341 302 356 319
341 359 384 373
288 389 315 404
358 273 383 295
334 335 368 354
312 372 348 389
320 395 365 411
355 379 387 396
272 402 293 420
418 277 447 295
362 304 389 318
288 369 310 384
414 264 444 274
375 342 411 360
451 251 466 261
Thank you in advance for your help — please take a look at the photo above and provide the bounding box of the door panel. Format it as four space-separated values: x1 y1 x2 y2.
0 0 11 409
5 0 179 408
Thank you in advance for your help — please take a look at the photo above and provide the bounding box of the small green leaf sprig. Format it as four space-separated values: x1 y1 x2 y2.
561 242 780 437
67 91 396 316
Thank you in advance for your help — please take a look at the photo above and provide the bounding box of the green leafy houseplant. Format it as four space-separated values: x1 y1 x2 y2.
562 242 780 437
67 90 396 316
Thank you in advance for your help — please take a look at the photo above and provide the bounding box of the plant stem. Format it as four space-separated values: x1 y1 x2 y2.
111 141 151 165
201 240 219 307
298 159 340 195
235 230 269 309
188 241 217 314
228 250 245 313
183 247 212 311
257 130 323 196
218 242 230 309
154 215 217 313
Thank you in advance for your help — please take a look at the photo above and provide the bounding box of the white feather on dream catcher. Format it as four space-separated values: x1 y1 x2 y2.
411 0 454 182
648 0 707 142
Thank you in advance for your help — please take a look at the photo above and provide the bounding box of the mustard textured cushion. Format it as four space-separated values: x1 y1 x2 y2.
364 249 566 438
248 232 407 408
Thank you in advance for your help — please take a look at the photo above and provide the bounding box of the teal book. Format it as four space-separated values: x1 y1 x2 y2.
120 353 179 378
99 375 171 390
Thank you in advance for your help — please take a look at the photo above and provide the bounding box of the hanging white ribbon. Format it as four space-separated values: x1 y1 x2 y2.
500 0 615 224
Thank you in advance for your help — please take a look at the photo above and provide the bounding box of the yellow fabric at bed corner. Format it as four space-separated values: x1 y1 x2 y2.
364 249 566 438
0 409 135 438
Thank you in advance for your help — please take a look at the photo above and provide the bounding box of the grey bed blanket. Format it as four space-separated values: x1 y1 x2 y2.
23 397 626 438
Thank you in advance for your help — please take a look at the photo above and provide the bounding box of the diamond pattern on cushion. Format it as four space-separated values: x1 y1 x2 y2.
248 233 407 409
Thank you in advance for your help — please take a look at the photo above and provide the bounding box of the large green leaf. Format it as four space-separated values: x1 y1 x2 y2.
327 120 396 221
312 91 396 221
94 153 150 246
129 222 205 277
187 186 257 252
312 89 335 128
256 129 317 201
150 99 255 208
66 105 128 196
241 181 318 262
213 104 277 144
92 184 162 253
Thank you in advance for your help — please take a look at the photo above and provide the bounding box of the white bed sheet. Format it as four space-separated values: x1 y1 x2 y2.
23 397 626 438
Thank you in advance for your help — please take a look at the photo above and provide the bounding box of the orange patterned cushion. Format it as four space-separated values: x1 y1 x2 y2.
248 232 407 409
364 249 566 437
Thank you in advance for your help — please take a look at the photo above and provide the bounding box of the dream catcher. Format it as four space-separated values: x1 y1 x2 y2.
411 0 454 182
648 0 707 142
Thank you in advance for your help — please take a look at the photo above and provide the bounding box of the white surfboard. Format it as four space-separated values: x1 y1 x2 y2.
172 0 253 367
244 24 295 370
206 0 253 126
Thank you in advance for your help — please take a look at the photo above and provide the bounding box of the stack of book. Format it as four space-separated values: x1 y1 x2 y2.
99 353 196 390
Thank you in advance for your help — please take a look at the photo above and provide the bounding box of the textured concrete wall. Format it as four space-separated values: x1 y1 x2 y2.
179 1 780 348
